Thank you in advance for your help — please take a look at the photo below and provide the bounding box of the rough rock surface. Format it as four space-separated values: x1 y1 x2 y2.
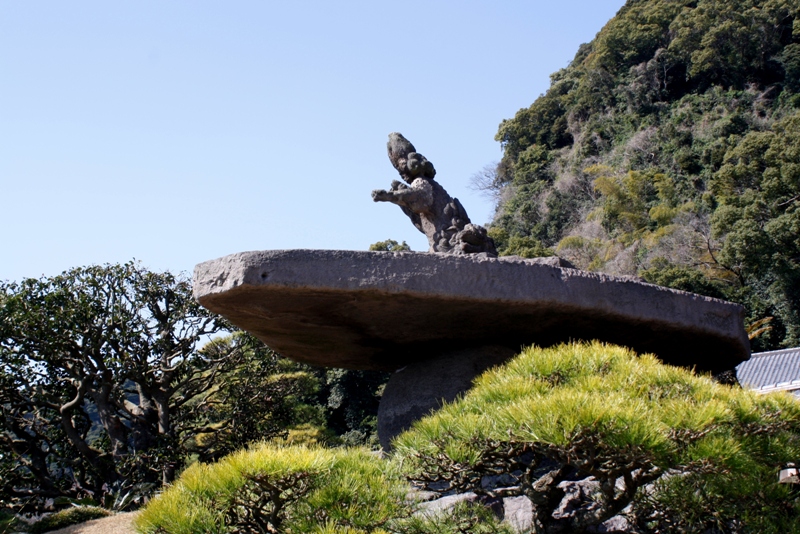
194 249 749 373
371 133 497 255
503 495 534 533
414 492 478 519
377 346 516 450
414 490 634 533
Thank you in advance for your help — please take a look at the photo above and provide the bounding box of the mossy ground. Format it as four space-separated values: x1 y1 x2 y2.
27 507 112 534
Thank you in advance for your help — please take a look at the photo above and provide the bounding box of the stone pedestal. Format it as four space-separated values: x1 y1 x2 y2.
193 249 751 446
377 346 516 450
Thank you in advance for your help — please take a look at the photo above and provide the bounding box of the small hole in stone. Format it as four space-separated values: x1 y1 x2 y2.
261 272 269 279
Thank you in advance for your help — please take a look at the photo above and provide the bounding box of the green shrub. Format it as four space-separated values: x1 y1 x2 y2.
28 506 111 534
0 511 21 534
136 343 800 532
134 443 408 534
394 342 800 533
392 501 514 534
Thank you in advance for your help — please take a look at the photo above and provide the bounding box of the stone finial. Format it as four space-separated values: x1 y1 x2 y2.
372 133 497 256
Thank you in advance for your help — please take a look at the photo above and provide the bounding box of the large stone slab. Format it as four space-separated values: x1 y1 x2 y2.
193 249 749 374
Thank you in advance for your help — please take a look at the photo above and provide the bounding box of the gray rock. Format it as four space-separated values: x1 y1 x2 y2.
482 473 520 491
501 485 635 534
553 477 603 521
503 495 534 533
194 249 749 374
378 346 515 450
415 492 478 519
553 478 636 533
589 515 634 533
406 489 439 503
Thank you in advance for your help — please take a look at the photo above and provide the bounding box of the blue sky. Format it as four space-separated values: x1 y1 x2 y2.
1 1 626 282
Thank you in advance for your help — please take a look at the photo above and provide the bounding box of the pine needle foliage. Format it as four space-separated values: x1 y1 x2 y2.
136 343 800 533
134 443 408 534
393 342 800 533
392 501 514 534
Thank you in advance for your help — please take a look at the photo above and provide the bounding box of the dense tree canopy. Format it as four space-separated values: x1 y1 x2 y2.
0 263 389 514
0 256 389 522
0 263 236 510
487 0 800 350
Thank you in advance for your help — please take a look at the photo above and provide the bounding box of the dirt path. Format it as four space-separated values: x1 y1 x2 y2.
45 512 138 534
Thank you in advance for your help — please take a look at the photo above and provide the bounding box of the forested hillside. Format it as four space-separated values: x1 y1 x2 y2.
485 0 800 351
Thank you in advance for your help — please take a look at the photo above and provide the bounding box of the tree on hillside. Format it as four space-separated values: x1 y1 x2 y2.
369 239 412 252
0 263 313 512
486 0 800 350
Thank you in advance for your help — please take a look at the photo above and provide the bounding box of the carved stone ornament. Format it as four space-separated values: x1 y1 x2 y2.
372 133 497 255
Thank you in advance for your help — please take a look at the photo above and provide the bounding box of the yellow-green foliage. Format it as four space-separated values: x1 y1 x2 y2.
396 342 800 458
136 343 800 533
134 443 407 534
394 342 800 532
282 423 336 446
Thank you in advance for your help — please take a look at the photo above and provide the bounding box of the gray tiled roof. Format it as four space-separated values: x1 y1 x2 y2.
736 347 800 395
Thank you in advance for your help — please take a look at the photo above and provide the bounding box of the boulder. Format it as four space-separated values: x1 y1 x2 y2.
193 249 749 374
415 492 478 519
194 249 749 447
377 346 515 450
503 495 534 533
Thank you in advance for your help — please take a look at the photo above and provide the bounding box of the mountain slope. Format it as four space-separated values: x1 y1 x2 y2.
487 0 800 350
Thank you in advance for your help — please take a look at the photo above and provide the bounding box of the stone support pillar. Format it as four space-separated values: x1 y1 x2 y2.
377 346 516 450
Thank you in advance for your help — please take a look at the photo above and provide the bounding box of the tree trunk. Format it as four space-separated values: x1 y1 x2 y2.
154 390 176 484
